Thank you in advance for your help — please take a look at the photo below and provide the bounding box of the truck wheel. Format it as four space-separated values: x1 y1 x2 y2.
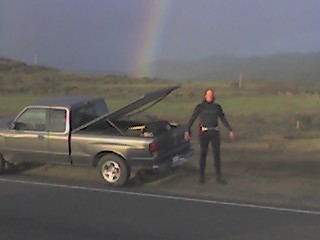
0 155 5 174
98 154 130 186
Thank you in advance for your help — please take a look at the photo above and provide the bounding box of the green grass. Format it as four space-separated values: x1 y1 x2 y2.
2 58 320 146
0 94 40 116
2 90 320 122
219 94 320 116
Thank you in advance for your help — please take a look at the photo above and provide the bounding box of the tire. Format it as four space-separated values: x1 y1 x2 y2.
97 154 130 186
0 155 5 174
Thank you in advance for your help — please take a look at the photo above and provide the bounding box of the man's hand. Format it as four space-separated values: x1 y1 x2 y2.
229 131 235 141
184 131 191 141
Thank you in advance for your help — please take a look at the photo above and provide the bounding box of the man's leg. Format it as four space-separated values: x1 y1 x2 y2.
211 132 221 177
199 134 210 182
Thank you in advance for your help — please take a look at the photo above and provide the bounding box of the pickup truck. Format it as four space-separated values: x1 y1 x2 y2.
0 86 193 186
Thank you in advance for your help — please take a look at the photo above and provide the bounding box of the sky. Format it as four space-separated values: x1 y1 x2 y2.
1 0 320 77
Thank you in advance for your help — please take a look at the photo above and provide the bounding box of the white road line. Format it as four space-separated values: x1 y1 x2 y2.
1 177 320 216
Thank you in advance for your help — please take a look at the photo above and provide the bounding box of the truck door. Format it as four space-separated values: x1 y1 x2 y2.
46 108 71 164
4 107 49 163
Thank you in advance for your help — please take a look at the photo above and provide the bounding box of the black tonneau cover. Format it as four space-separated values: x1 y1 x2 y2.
73 85 180 132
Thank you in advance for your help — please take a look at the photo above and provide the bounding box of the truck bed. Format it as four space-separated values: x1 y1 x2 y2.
73 118 191 168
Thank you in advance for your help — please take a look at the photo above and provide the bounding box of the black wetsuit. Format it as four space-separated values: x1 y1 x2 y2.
187 101 232 178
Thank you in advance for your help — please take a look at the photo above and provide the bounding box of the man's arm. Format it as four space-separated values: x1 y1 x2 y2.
187 104 202 132
217 104 232 131
218 104 235 141
184 104 202 141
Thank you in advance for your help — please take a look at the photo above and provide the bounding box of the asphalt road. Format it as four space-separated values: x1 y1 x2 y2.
0 175 319 240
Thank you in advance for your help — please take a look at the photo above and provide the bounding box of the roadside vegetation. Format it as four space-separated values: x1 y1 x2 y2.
1 57 320 146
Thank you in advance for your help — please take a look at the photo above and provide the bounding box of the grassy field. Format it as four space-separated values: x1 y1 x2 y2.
1 85 320 114
1 60 320 148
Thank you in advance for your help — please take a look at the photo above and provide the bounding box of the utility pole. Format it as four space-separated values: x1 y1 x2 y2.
34 53 37 65
238 73 243 89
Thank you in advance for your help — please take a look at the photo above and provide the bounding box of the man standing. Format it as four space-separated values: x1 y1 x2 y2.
184 89 235 184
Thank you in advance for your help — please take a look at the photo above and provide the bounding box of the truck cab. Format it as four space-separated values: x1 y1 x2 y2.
1 96 108 165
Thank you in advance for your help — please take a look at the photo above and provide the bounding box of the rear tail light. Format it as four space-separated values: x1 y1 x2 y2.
149 143 159 157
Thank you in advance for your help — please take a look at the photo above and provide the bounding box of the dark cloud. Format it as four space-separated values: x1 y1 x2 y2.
1 0 319 76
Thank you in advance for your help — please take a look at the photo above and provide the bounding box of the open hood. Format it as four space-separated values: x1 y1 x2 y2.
73 85 180 132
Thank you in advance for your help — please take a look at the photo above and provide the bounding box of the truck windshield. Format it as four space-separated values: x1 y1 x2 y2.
15 108 46 132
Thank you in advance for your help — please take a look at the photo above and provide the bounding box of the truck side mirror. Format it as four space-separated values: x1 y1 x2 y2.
9 122 25 130
9 122 17 130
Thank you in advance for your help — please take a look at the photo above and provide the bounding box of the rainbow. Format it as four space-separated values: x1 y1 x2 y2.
130 0 171 78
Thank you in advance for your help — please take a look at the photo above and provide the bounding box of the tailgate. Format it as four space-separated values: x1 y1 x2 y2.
152 124 191 164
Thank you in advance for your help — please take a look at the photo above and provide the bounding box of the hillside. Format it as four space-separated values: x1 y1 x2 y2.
151 52 320 82
0 57 169 96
